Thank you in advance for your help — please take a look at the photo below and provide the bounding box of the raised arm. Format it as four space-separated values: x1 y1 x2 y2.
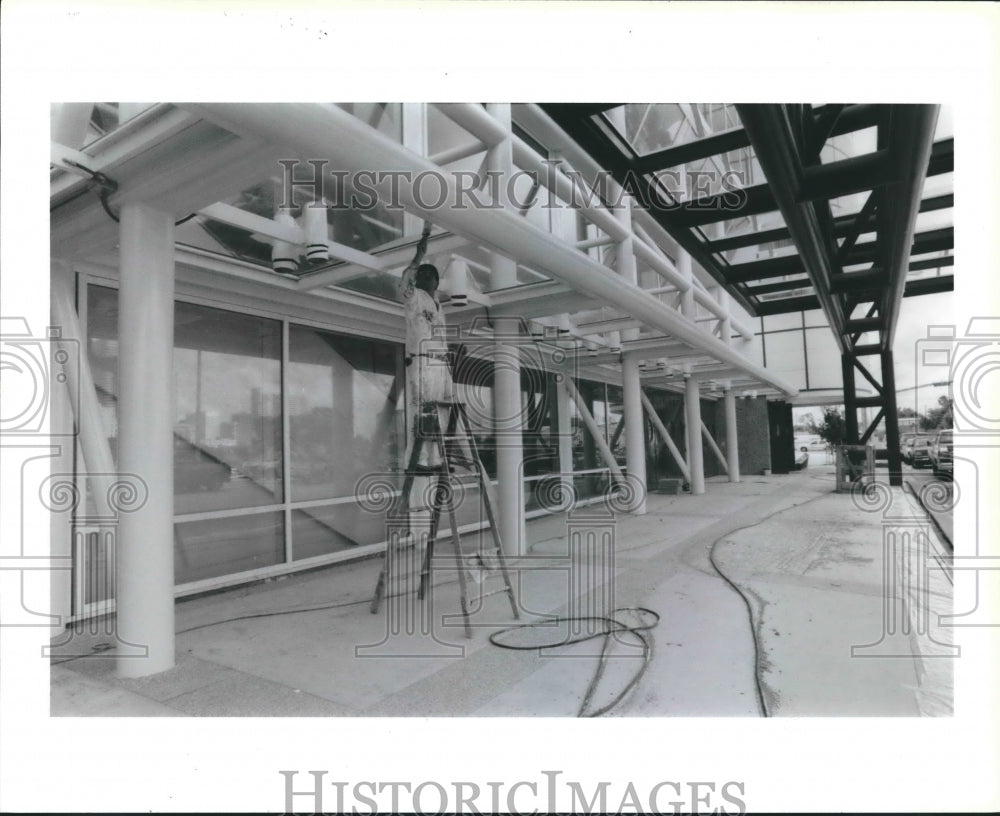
397 221 433 301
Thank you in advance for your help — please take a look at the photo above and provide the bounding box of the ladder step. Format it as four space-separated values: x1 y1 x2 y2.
476 587 514 600
402 465 446 475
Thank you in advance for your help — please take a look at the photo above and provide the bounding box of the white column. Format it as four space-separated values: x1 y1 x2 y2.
494 316 525 555
401 103 428 236
678 248 704 494
486 103 524 553
610 155 647 515
684 375 705 495
556 374 573 497
717 287 741 482
621 355 647 514
724 387 741 482
117 203 176 678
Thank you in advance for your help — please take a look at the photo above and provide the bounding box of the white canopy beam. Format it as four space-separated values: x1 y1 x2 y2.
187 103 797 398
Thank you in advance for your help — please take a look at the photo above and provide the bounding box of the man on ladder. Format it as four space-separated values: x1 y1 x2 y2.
397 223 478 567
370 223 519 634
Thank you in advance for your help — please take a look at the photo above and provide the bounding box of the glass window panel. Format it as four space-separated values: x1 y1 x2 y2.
762 330 807 391
86 285 121 466
175 512 284 585
87 287 284 516
174 301 283 513
805 328 842 390
288 325 404 502
606 385 625 460
803 308 828 328
522 370 559 477
604 104 718 157
763 312 803 332
292 504 387 559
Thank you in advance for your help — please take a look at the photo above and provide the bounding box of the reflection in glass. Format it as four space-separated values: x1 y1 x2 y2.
288 325 405 502
175 512 284 585
174 301 283 513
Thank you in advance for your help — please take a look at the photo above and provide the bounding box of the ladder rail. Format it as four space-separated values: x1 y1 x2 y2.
370 399 520 634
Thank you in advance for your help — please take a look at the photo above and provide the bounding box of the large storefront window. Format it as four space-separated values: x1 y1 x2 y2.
173 301 283 513
287 324 405 558
86 286 287 586
83 281 610 589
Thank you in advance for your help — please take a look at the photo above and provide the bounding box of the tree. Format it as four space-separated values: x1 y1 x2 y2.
919 396 953 431
815 407 846 446
795 411 818 433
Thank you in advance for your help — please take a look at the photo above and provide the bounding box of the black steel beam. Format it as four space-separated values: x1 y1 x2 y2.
541 104 758 315
755 295 821 315
724 254 803 283
841 353 860 442
844 316 883 334
860 408 885 446
704 193 948 256
909 255 955 272
881 349 903 485
806 104 846 161
844 226 953 267
852 343 882 357
632 102 884 177
850 302 879 346
823 103 883 137
856 396 884 408
928 138 954 176
798 150 898 202
836 192 879 266
670 182 777 228
634 127 752 173
729 226 950 285
852 357 885 394
736 104 849 349
879 106 940 350
755 273 950 314
905 274 954 296
743 276 813 297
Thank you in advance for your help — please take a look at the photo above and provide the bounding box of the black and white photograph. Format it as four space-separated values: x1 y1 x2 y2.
1 2 998 814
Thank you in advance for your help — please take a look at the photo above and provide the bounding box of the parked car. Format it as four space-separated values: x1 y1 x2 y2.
899 434 917 464
795 446 809 470
930 429 953 479
907 435 935 469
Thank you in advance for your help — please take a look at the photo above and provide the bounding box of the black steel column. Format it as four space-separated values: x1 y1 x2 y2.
841 353 860 442
880 349 902 486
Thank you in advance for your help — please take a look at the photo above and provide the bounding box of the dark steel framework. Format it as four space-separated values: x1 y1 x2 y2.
541 103 952 486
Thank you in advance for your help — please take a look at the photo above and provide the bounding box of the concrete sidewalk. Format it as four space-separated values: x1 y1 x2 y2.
50 462 954 717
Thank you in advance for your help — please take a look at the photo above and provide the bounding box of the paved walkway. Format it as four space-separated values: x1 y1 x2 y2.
50 462 954 717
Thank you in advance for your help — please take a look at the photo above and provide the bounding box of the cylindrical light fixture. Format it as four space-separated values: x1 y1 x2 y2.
444 256 469 307
302 199 330 263
272 210 300 274
608 330 622 354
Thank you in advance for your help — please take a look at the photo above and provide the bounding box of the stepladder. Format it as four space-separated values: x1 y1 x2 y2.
369 400 520 638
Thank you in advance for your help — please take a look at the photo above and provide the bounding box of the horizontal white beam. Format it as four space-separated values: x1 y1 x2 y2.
198 202 387 272
189 104 796 397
